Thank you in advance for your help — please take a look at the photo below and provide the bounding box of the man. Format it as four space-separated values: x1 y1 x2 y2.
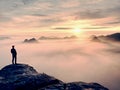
11 45 17 64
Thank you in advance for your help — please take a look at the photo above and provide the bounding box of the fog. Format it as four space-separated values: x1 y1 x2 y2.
0 35 120 90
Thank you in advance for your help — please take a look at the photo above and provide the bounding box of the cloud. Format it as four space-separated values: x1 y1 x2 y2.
36 48 89 58
22 0 35 5
31 13 47 17
105 48 120 54
0 15 52 29
74 9 106 20
0 14 65 30
106 5 120 17
1 32 120 90
82 26 109 29
24 1 53 12
105 21 120 25
0 36 10 40
0 0 120 31
0 14 11 22
52 27 72 30
59 0 80 8
102 17 120 25
41 18 64 24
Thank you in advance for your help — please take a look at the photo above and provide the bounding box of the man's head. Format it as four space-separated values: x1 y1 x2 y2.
12 45 15 48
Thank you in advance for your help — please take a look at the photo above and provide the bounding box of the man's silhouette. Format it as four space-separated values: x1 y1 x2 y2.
11 45 17 64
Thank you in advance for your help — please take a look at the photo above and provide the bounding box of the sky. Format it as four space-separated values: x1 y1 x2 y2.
0 0 120 35
0 0 120 90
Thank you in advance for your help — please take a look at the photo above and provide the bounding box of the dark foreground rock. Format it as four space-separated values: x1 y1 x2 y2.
0 64 109 90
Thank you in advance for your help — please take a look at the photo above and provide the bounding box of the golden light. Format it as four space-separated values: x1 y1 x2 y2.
71 28 84 37
74 28 82 33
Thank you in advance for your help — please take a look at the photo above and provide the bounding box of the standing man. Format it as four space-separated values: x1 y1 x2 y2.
11 45 17 64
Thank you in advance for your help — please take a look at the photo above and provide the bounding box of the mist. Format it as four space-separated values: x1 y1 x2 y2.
0 35 120 90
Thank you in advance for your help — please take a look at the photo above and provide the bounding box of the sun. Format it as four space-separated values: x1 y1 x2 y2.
72 28 83 36
74 28 82 33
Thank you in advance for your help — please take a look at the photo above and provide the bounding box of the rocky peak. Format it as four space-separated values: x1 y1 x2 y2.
0 64 38 78
0 64 109 90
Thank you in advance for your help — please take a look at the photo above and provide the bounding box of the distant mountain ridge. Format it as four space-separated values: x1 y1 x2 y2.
0 64 109 90
106 33 120 41
23 35 77 43
91 33 120 42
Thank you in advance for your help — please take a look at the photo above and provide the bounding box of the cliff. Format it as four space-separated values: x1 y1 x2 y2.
0 64 109 90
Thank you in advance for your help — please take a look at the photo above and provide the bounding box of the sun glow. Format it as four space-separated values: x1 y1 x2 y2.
72 28 83 37
74 28 82 33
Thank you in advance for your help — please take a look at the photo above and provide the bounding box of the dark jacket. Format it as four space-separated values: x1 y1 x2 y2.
11 49 17 56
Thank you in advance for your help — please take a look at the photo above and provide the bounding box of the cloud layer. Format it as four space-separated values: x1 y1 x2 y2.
0 33 120 90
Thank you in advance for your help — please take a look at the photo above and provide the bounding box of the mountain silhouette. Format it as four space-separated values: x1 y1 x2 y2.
0 64 109 90
23 38 38 43
91 33 120 42
106 33 120 41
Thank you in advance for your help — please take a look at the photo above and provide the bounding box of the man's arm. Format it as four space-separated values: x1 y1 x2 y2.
11 49 12 53
15 49 17 55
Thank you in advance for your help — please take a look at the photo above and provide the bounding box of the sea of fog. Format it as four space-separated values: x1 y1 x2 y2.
0 34 120 90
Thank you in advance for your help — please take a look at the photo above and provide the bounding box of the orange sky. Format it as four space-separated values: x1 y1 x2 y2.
0 0 120 36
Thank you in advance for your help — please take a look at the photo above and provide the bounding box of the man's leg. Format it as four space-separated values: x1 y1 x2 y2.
12 55 14 64
15 55 17 64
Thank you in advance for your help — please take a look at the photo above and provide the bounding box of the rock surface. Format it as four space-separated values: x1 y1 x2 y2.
0 64 109 90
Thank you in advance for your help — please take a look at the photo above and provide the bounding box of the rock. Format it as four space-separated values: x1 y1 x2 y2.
23 38 38 43
106 33 120 41
90 35 101 42
0 64 109 90
39 35 77 40
0 64 61 90
0 64 38 78
41 82 109 90
91 33 120 43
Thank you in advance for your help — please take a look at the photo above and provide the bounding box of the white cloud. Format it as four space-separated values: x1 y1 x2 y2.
59 0 80 8
1 35 120 90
